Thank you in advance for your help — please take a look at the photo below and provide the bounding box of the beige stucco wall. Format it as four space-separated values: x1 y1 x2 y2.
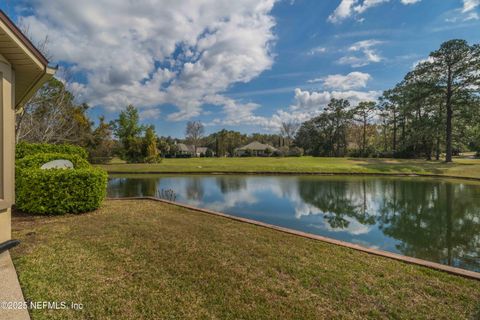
0 54 14 244
0 208 11 243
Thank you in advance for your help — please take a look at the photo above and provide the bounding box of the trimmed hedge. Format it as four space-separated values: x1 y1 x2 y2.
16 153 91 170
16 152 107 215
16 142 88 160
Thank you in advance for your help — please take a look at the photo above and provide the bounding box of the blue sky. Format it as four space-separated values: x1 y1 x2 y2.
2 0 480 138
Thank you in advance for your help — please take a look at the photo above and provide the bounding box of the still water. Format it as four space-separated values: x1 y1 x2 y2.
108 174 480 272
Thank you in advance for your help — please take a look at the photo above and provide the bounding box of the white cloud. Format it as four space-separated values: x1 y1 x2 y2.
445 0 479 22
19 0 277 121
462 0 480 20
328 0 357 23
338 39 383 67
291 88 380 112
463 0 480 12
311 72 372 90
411 56 434 69
328 0 421 23
307 46 327 55
205 86 380 131
353 0 389 14
139 109 161 121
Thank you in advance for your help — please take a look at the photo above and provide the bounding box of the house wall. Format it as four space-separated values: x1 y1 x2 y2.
0 208 11 243
0 54 14 244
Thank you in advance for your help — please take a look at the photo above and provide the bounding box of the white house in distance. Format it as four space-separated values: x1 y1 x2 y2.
0 10 55 249
235 141 277 157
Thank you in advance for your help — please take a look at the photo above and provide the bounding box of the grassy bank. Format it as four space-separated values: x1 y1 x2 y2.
11 199 480 319
97 156 480 179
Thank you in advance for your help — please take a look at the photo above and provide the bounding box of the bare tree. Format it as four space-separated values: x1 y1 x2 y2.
15 75 92 145
280 121 300 146
14 21 92 144
185 121 205 156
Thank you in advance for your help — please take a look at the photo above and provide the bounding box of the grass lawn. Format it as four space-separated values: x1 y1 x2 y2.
11 199 480 319
97 156 480 179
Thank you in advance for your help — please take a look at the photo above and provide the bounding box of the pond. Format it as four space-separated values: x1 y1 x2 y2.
108 174 480 272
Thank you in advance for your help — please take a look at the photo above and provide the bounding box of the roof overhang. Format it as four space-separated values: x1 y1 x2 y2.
0 10 55 109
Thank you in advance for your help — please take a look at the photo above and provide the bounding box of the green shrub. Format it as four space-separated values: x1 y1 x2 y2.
288 147 304 157
16 142 88 160
144 154 163 164
16 153 91 170
16 153 107 215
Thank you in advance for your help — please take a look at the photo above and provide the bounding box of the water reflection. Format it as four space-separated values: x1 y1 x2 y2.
108 175 480 272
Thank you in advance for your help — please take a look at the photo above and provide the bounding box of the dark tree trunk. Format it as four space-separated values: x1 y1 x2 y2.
424 141 432 161
445 67 453 163
392 106 397 155
363 115 367 154
435 137 441 160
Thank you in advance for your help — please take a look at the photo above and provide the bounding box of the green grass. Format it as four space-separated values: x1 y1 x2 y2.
97 156 480 179
11 199 480 319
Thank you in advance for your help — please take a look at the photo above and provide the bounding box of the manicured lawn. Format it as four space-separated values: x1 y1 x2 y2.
97 156 480 179
11 199 480 319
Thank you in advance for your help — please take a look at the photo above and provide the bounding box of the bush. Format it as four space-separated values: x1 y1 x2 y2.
288 146 304 157
16 153 107 215
273 147 288 157
205 149 214 157
16 153 91 170
144 154 163 164
16 142 88 160
273 146 304 157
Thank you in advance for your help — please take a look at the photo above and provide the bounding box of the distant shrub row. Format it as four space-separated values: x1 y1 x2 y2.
16 142 88 160
16 144 107 215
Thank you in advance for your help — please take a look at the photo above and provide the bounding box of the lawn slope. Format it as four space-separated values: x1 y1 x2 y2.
11 199 480 320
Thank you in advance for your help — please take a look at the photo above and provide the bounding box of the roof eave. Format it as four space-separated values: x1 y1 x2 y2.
0 10 49 67
16 65 57 109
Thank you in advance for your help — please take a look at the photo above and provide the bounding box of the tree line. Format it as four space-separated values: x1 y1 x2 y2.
295 39 480 162
15 39 480 163
14 89 297 163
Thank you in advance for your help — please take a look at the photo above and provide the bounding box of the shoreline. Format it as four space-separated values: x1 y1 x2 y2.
105 170 480 182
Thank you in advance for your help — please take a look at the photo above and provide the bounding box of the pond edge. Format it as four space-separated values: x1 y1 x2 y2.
108 196 480 281
105 171 480 182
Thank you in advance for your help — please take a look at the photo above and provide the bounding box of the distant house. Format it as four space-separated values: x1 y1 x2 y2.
235 141 277 157
176 143 210 157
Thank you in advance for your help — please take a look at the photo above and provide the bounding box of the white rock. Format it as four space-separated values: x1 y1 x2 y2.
40 159 74 170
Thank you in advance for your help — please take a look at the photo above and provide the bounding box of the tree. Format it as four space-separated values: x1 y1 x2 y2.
204 129 247 157
419 39 480 162
185 121 204 156
111 105 145 162
143 125 160 163
295 98 353 157
354 101 376 154
88 116 115 163
325 98 353 157
280 121 300 146
16 78 93 145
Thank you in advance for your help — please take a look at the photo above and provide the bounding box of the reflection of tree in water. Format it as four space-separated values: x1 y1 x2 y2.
298 177 480 270
215 176 247 194
141 178 158 196
298 178 376 229
109 177 158 197
185 177 204 201
377 180 480 270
